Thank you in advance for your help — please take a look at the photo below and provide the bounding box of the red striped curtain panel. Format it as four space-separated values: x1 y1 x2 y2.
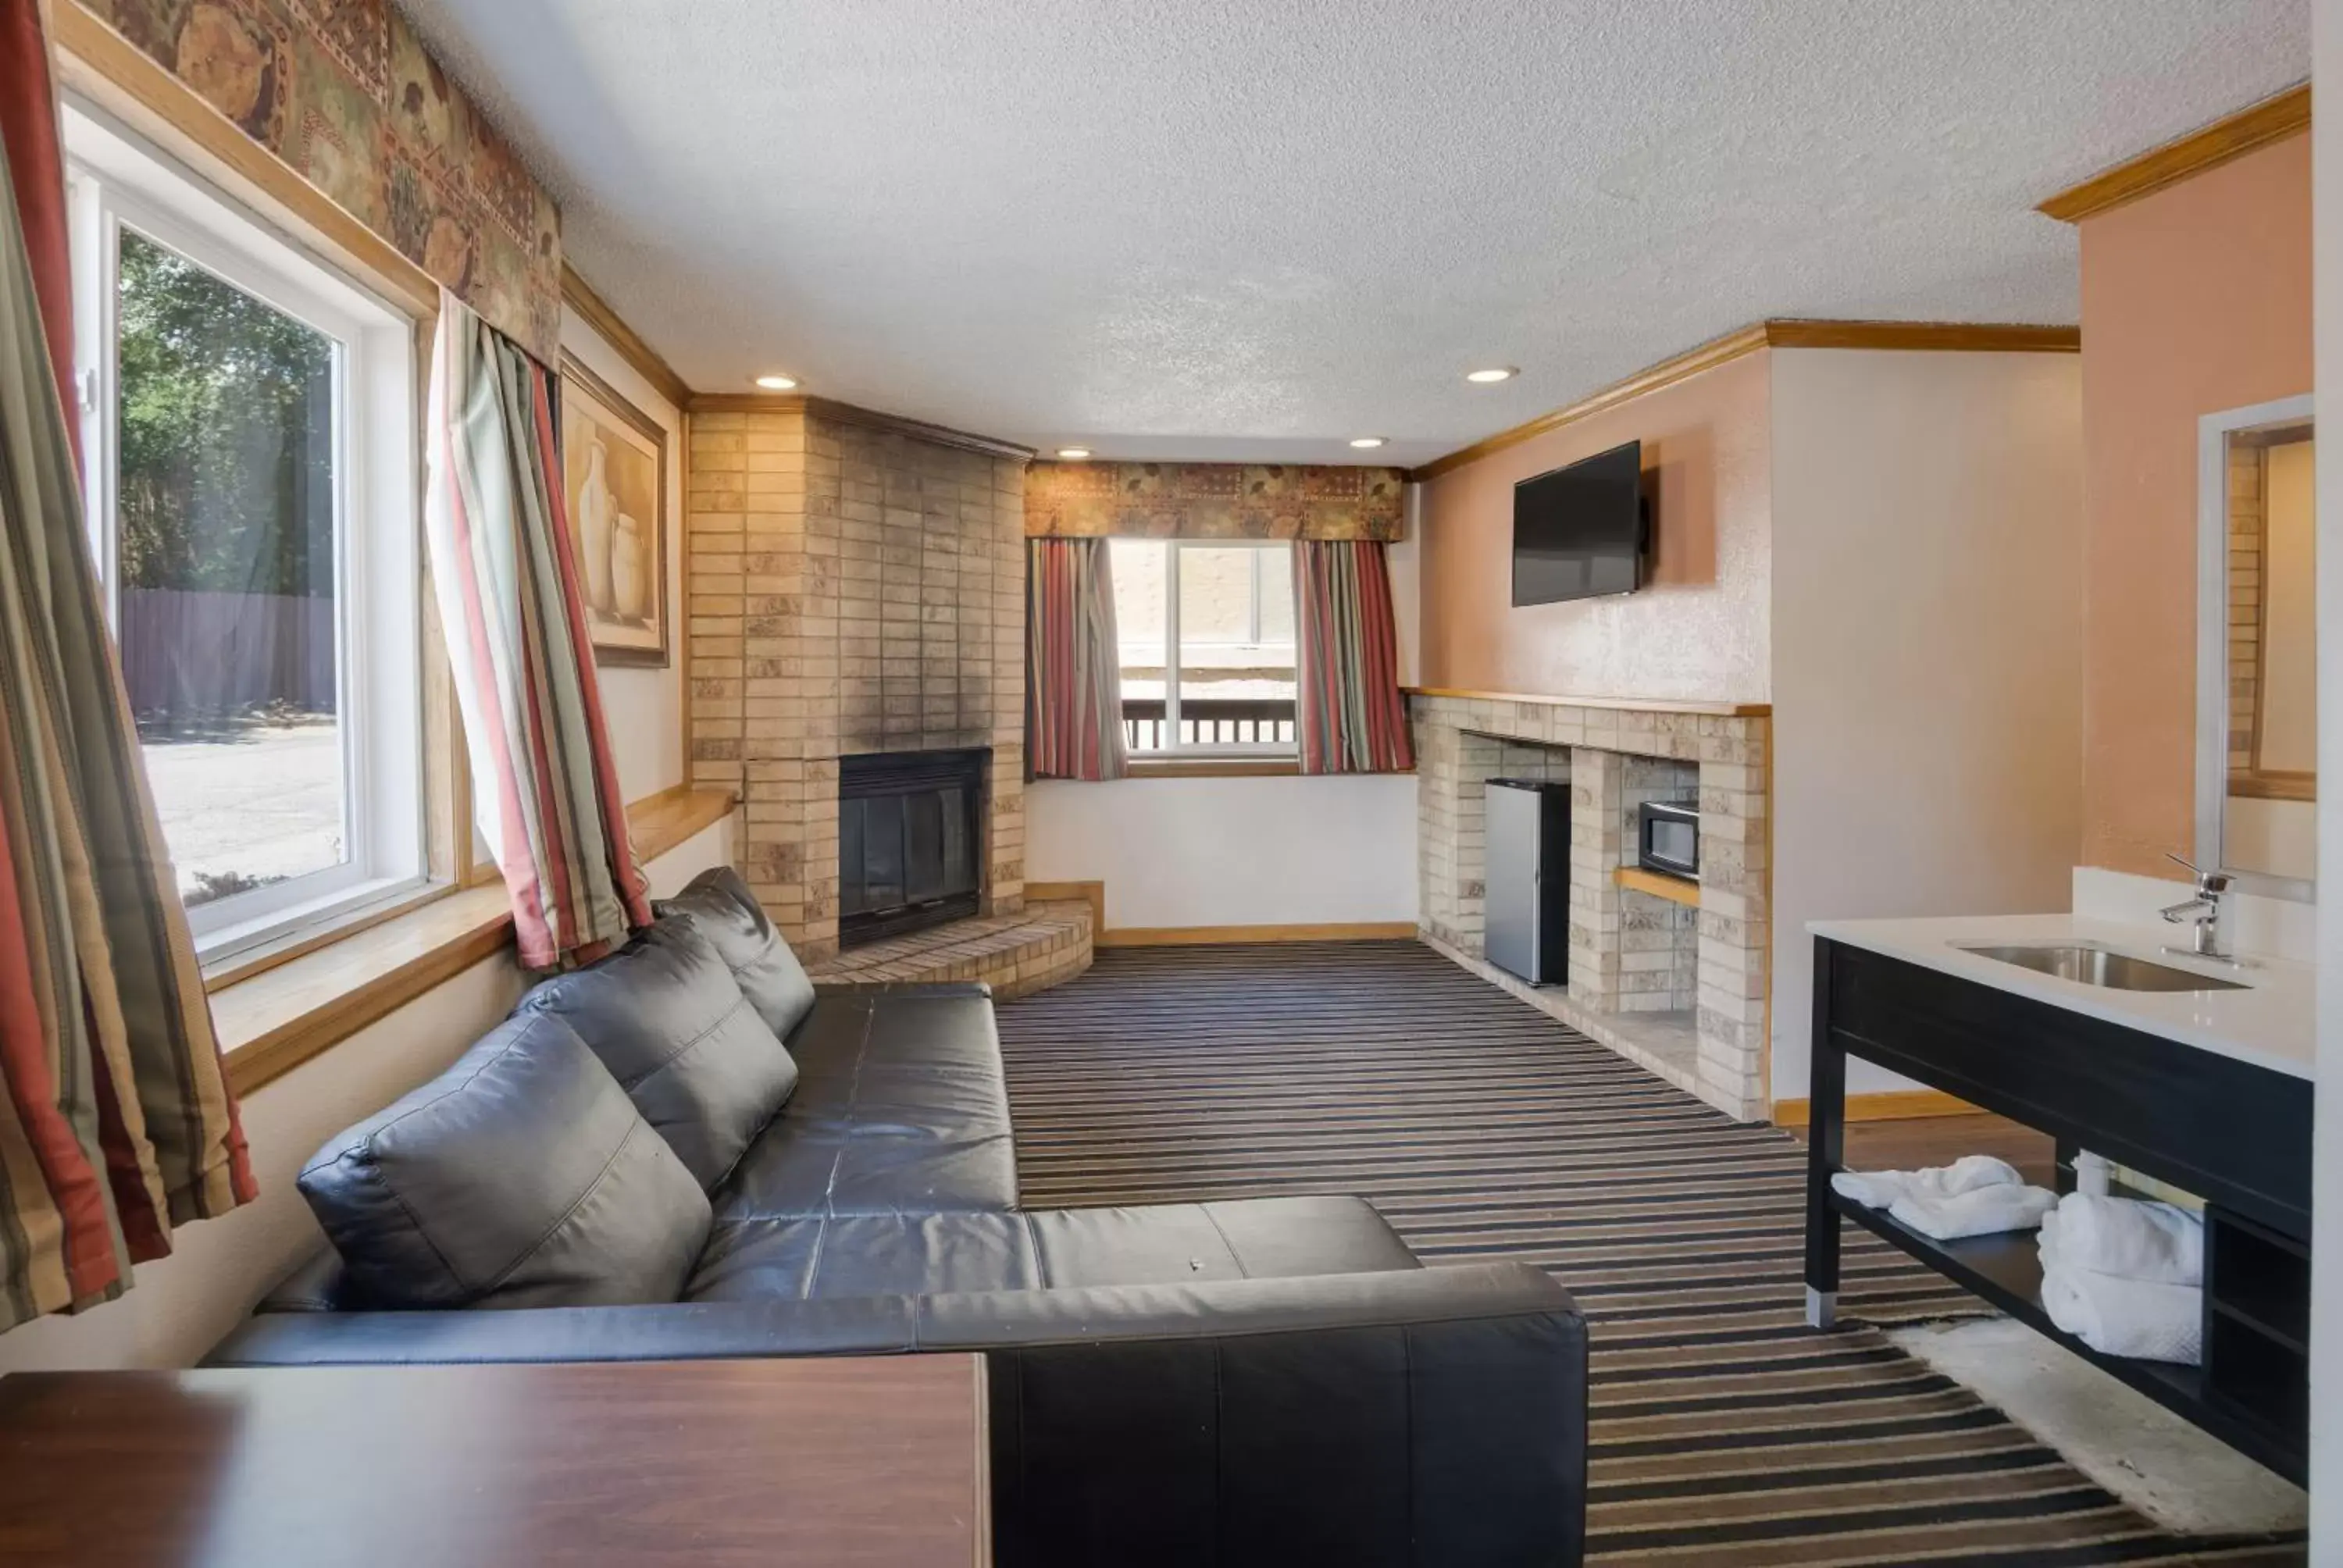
1026 538 1128 781
426 296 651 968
1294 540 1416 775
0 1 256 1334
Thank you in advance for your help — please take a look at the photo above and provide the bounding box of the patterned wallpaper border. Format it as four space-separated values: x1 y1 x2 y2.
74 0 561 362
1025 461 1407 542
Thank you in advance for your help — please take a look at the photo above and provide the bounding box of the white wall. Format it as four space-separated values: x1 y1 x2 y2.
562 305 686 804
1390 487 1423 686
2308 0 2341 1545
1026 775 1418 929
1767 349 2088 1102
0 821 732 1374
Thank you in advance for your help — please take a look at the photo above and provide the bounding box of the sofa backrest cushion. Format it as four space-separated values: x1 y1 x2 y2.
654 866 817 1040
297 1011 710 1310
521 921 798 1188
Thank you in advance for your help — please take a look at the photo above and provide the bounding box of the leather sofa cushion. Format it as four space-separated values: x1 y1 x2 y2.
713 989 1018 1221
686 1197 1417 1303
298 1012 710 1310
522 922 798 1188
654 866 817 1040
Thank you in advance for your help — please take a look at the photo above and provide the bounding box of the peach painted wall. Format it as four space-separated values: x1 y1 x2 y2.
1415 349 1772 704
2079 132 2313 877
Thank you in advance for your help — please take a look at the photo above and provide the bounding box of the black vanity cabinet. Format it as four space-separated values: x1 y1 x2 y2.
1803 937 2313 1484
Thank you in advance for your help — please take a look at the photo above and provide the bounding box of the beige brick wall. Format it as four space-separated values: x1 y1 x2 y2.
687 408 1027 958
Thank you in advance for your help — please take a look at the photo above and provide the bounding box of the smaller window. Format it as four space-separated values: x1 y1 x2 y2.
1110 539 1297 755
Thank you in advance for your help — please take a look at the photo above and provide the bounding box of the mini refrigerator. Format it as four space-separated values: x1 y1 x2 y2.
1484 779 1571 987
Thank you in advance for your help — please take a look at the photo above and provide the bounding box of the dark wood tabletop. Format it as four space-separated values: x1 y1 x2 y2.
0 1355 990 1567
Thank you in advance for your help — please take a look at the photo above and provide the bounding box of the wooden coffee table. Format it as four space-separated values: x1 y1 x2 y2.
0 1355 989 1567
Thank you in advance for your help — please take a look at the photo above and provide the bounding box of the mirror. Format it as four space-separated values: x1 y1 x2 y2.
2199 397 2315 897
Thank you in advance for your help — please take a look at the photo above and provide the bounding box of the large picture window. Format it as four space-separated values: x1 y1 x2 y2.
66 108 423 962
1109 539 1297 755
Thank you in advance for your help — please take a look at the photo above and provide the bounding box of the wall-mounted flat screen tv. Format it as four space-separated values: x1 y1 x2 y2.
1511 439 1646 606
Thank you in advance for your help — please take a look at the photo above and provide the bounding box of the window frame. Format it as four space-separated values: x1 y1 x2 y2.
64 104 429 965
1118 536 1299 759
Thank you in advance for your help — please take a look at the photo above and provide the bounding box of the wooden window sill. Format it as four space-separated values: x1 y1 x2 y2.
214 787 736 1096
1125 757 1301 779
1116 758 1418 779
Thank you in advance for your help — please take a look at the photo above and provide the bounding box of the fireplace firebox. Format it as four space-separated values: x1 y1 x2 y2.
838 748 988 947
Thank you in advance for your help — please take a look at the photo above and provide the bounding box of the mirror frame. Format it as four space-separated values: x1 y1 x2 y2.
2195 393 2316 903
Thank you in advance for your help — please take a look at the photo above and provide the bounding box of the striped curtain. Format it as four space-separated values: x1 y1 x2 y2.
426 294 651 968
0 0 256 1335
1026 537 1127 781
1294 540 1415 775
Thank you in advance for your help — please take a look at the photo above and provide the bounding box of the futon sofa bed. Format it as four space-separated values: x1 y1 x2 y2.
211 867 1589 1566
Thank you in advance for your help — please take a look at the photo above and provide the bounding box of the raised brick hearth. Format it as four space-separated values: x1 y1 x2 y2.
804 900 1093 1000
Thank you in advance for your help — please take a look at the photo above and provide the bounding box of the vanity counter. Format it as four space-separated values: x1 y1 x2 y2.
1807 912 2313 1082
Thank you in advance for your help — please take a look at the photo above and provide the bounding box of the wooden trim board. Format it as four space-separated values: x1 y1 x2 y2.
2038 84 2311 223
1614 865 1701 908
1771 1089 1985 1128
1097 921 1419 948
1124 757 1306 779
686 391 1035 462
562 261 692 408
1762 319 2080 354
1023 880 1107 935
217 787 737 1094
1405 686 1771 718
1405 319 2080 483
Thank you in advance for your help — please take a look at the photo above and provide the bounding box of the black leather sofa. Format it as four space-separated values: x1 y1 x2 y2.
212 868 1589 1566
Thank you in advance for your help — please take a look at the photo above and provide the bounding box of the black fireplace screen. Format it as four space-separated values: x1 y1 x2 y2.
838 748 988 946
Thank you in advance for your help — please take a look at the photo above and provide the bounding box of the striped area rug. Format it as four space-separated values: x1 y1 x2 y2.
993 942 2309 1568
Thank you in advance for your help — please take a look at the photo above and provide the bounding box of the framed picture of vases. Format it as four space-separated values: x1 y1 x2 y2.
559 352 670 667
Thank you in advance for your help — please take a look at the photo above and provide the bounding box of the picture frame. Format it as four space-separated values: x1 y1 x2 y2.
558 351 669 667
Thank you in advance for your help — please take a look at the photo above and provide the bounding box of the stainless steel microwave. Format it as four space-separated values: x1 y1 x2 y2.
1637 799 1699 880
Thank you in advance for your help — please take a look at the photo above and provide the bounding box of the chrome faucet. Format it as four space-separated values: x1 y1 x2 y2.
2159 852 2234 960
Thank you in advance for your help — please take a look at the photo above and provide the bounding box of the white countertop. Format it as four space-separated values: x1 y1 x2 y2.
1806 912 2314 1082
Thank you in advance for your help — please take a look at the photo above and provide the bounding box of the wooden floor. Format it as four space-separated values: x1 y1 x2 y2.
1786 1112 2056 1188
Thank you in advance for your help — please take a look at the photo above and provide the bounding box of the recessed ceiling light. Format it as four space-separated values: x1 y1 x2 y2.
1465 367 1517 384
1349 437 1387 449
1056 447 1093 460
754 373 798 390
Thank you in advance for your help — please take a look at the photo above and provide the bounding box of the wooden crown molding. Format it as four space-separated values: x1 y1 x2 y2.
688 390 1036 462
1761 319 2080 354
561 262 691 408
1407 323 1767 483
2038 84 2311 224
1405 318 2081 483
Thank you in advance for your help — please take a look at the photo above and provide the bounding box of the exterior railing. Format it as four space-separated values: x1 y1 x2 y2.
1122 697 1296 752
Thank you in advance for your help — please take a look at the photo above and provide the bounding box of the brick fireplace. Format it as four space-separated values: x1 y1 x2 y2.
1414 693 1771 1121
686 403 1029 960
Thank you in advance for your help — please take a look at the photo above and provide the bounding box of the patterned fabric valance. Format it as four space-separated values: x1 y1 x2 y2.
71 0 562 362
1025 461 1406 542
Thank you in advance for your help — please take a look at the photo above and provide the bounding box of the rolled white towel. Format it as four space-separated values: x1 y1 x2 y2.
2040 1263 2202 1365
1887 1181 2058 1241
1831 1154 2024 1211
2038 1192 2202 1285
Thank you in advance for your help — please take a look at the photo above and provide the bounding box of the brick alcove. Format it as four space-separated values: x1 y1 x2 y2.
1414 693 1771 1121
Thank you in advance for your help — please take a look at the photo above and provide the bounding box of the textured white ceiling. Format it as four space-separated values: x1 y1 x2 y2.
399 0 2306 465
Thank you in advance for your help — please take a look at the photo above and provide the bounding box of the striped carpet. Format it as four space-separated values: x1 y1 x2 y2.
993 942 2309 1568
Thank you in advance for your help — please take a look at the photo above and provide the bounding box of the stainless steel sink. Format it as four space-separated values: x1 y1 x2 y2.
1954 942 2248 992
